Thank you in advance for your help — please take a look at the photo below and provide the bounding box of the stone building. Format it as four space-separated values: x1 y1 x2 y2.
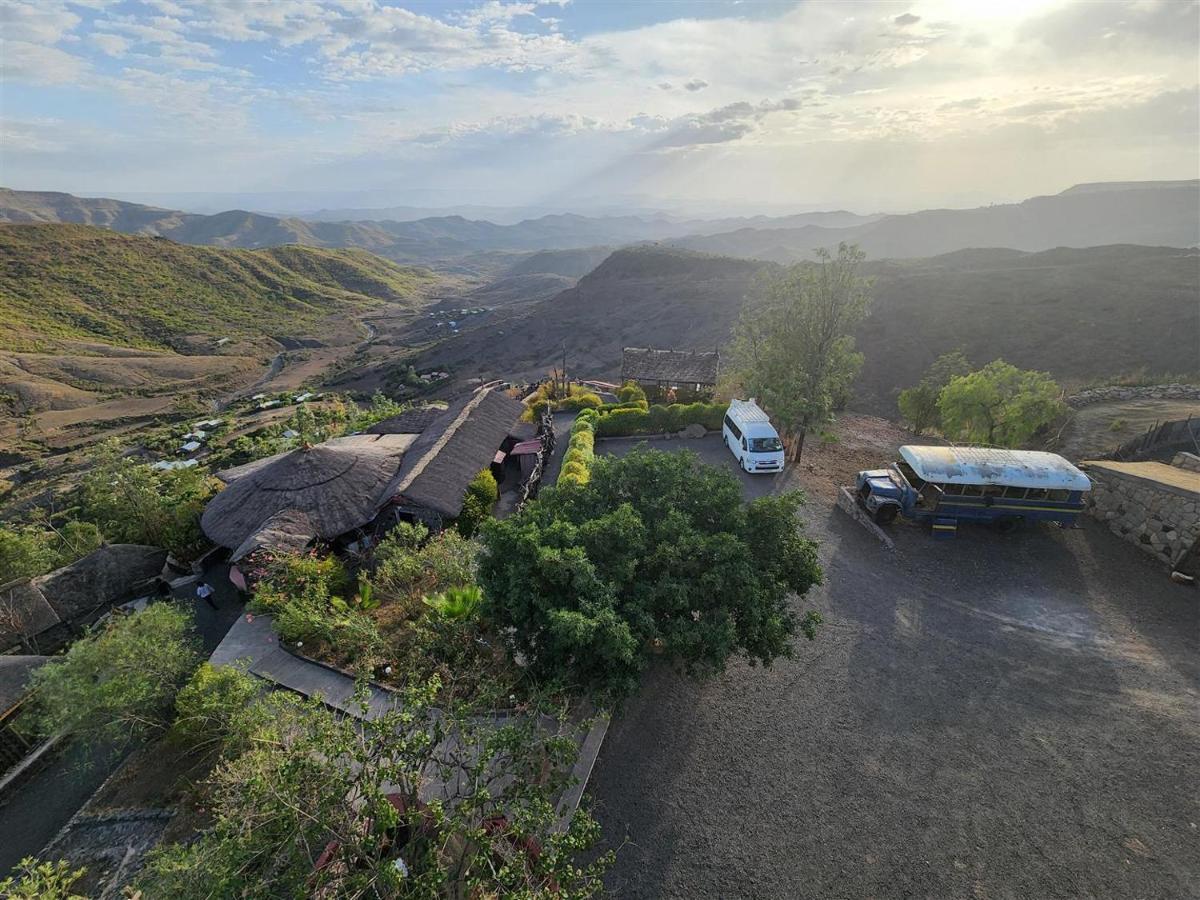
1082 454 1200 572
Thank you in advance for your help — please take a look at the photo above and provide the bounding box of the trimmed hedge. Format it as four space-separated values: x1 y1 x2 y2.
559 414 597 486
598 398 650 414
594 402 726 437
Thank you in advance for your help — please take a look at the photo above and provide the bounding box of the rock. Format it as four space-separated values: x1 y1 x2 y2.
680 423 707 439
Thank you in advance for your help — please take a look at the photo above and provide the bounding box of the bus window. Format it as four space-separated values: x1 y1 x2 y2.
897 460 926 489
982 485 1004 498
1047 489 1069 502
1026 488 1048 501
961 484 983 497
1003 487 1027 499
943 483 962 495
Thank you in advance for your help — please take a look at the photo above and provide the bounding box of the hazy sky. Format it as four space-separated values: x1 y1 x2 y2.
2 0 1197 213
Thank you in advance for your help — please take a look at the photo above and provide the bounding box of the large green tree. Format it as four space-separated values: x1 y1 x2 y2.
937 360 1065 447
731 242 873 459
896 350 972 435
479 447 822 701
29 603 201 744
0 520 102 585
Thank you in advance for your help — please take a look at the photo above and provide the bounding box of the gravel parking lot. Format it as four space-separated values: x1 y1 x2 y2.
588 434 1199 899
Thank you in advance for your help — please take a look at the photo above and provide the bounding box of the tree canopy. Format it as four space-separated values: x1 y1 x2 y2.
731 242 872 458
479 447 822 701
896 350 972 435
937 360 1065 447
29 603 201 744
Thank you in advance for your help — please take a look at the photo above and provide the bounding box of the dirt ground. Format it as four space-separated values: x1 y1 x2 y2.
1057 399 1200 461
588 424 1199 899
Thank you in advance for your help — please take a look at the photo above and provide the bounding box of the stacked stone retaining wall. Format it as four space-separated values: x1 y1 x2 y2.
1085 461 1200 568
1067 383 1200 408
1172 452 1200 473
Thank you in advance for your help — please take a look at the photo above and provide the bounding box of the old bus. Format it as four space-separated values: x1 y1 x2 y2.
855 445 1091 538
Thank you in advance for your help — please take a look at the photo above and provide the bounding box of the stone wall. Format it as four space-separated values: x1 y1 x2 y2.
1085 462 1200 568
1067 383 1200 408
1172 452 1200 473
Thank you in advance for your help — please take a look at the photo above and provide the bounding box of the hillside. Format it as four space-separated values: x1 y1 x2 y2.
673 181 1200 262
415 244 1200 411
0 224 436 351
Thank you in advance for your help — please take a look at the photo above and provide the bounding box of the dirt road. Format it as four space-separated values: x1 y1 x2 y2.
588 435 1199 899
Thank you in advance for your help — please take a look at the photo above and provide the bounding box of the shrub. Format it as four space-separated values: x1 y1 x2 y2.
30 604 201 744
0 858 87 899
617 381 647 403
170 663 261 756
594 407 650 437
576 407 600 424
372 527 478 606
0 520 103 585
480 447 822 701
557 391 602 411
456 469 499 538
593 402 725 437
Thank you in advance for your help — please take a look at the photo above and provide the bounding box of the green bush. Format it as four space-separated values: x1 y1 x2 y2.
576 407 600 424
457 469 499 537
372 527 478 606
0 520 103 585
617 381 647 403
594 407 650 437
0 858 87 899
30 604 201 744
171 663 261 755
557 391 602 411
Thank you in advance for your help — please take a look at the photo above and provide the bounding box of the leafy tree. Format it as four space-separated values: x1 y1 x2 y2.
0 858 87 899
896 350 972 434
0 520 103 584
372 524 479 609
29 603 201 744
456 468 499 538
75 441 215 561
938 359 1065 447
135 679 611 898
169 662 262 757
731 243 873 459
479 447 822 702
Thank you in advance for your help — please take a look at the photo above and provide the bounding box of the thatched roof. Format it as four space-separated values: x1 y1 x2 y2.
230 509 317 562
0 544 167 652
0 655 48 715
621 347 720 385
387 387 525 518
366 405 447 436
203 434 416 551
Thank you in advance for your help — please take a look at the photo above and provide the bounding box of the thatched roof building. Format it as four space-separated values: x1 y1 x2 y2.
366 405 447 436
386 388 525 520
203 433 415 559
621 347 720 389
0 545 168 653
0 655 48 718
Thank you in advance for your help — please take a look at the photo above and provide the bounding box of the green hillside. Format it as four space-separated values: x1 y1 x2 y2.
0 224 437 351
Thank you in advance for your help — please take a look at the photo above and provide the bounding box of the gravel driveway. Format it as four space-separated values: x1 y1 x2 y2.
588 435 1199 899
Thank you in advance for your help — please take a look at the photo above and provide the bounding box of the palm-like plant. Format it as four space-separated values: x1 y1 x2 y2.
422 585 483 623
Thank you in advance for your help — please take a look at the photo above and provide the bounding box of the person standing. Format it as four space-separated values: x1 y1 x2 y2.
195 581 217 610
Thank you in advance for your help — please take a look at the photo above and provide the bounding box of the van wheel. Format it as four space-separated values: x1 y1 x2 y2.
995 517 1020 535
874 505 898 526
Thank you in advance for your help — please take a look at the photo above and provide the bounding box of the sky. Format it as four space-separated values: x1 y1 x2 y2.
1 0 1198 215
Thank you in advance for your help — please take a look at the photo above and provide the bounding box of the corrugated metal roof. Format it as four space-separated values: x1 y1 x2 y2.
900 446 1092 491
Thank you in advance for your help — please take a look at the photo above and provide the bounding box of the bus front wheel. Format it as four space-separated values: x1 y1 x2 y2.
874 504 899 526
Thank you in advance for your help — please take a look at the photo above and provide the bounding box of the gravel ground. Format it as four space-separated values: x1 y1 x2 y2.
588 434 1199 899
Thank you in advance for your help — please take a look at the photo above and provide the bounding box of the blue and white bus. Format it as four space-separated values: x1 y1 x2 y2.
855 446 1091 538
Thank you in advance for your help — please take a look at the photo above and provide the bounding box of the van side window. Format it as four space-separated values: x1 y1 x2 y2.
723 415 742 441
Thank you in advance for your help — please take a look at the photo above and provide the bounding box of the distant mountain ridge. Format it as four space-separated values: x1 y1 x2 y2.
672 180 1200 262
0 223 436 351
415 243 1199 412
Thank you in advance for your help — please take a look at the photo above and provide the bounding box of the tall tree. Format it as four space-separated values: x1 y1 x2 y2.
731 243 873 459
938 359 1064 447
896 350 972 434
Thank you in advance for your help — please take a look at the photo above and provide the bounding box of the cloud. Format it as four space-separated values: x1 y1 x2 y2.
0 40 88 85
90 33 130 57
683 78 708 92
894 13 920 27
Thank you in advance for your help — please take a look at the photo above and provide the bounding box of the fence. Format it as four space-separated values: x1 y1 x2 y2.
1106 417 1200 461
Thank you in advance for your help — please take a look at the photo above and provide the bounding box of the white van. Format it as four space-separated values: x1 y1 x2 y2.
722 399 785 473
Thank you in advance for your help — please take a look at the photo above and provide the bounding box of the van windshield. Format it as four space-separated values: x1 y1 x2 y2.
749 437 783 453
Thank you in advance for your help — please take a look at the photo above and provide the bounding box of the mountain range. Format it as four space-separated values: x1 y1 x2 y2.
412 243 1200 412
3 181 1195 274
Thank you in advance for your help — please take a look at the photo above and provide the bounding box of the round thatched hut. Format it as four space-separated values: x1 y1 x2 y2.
201 434 415 560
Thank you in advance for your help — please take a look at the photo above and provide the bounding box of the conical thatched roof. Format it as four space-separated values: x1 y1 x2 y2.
230 509 317 562
202 434 416 552
366 405 446 436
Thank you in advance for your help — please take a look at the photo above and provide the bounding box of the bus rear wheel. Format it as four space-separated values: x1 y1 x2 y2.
874 504 899 526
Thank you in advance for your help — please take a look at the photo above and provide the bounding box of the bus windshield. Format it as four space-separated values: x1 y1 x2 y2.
749 436 783 453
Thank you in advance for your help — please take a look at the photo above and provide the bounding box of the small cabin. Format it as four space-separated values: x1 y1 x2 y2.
620 347 720 402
